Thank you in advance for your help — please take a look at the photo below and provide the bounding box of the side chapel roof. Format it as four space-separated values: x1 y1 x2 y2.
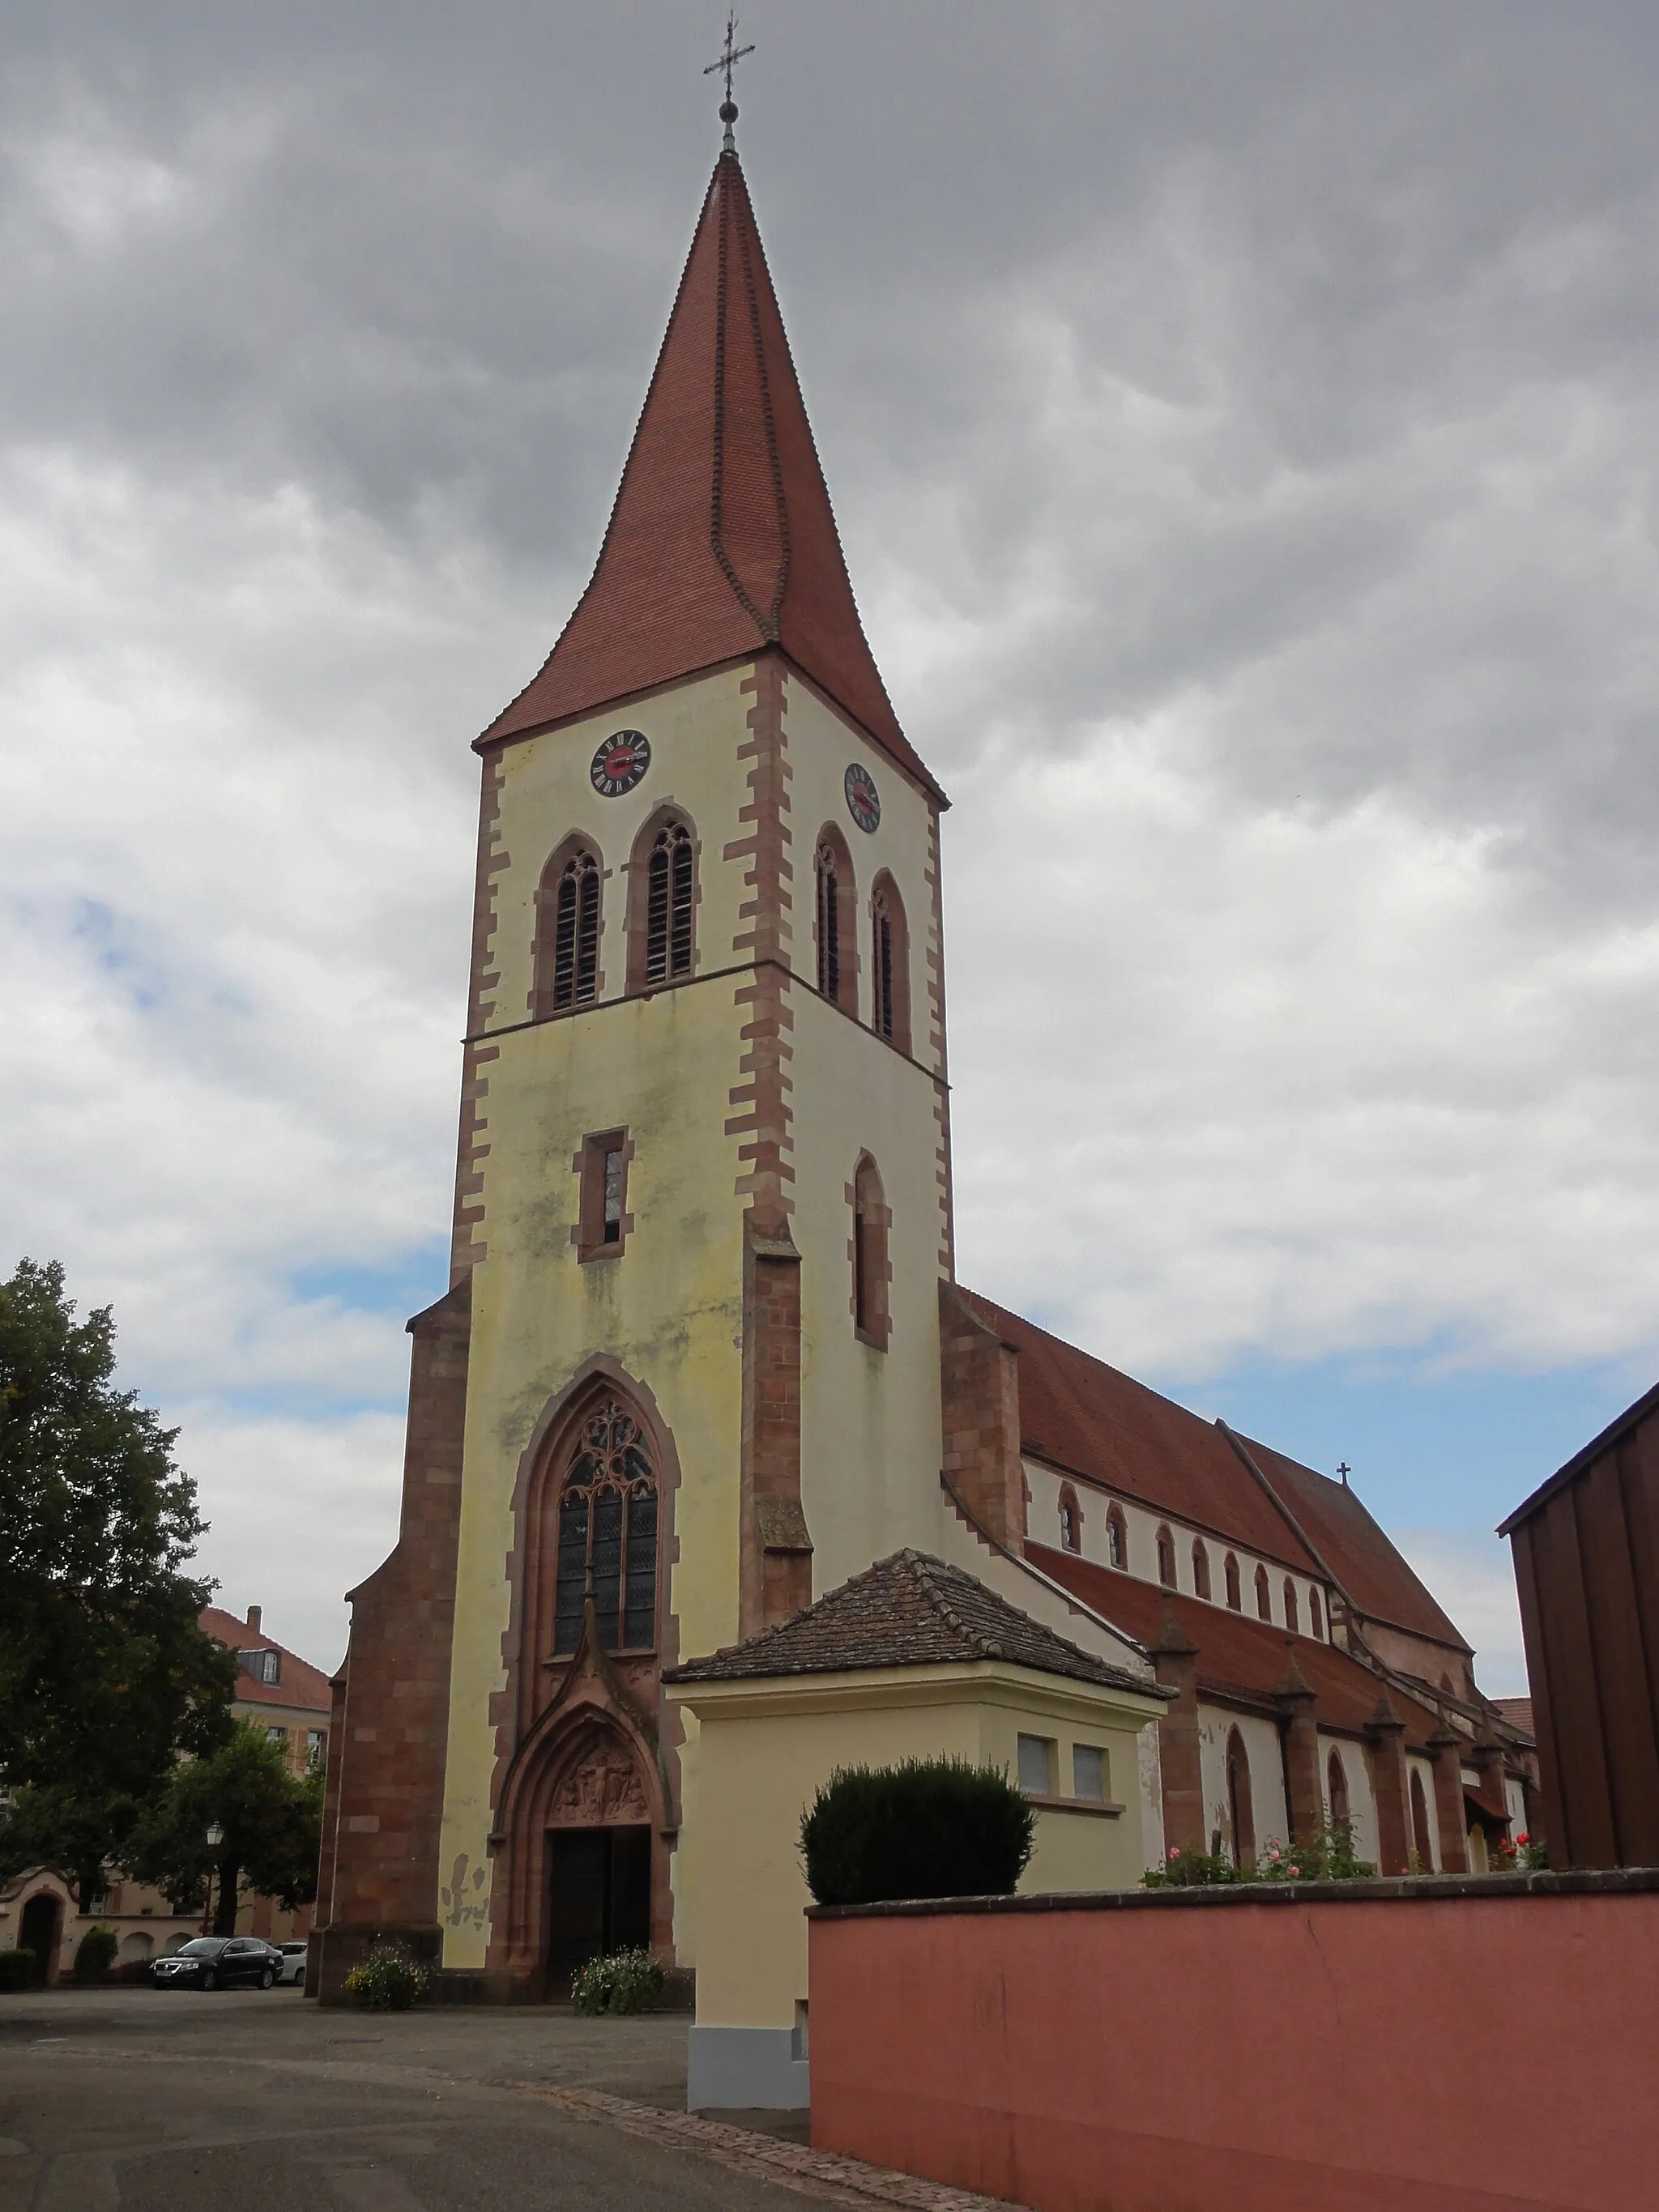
664 1548 1158 1697
480 151 943 803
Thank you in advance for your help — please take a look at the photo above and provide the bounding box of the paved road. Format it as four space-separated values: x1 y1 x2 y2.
0 1988 818 2212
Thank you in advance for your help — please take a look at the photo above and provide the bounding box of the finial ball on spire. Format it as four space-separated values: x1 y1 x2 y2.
719 100 738 125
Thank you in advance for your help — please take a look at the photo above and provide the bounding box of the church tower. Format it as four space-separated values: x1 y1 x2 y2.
315 143 956 1999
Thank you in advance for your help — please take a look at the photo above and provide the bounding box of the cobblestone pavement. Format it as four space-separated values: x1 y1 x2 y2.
0 1989 1013 2212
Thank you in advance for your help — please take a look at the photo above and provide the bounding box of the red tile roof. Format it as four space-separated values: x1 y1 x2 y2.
199 1606 332 1716
1235 1435 1471 1654
666 1549 1156 1697
479 153 943 803
1492 1696 1533 1737
961 1292 1320 1575
1028 1545 1444 1749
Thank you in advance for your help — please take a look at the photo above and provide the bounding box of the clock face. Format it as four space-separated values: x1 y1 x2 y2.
844 762 881 833
590 729 652 798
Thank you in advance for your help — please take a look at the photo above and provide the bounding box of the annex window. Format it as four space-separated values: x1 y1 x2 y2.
306 1729 327 1769
574 1129 631 1260
629 812 696 991
236 1647 279 1686
1226 1728 1256 1867
1309 1588 1324 1640
1059 1485 1082 1554
1017 1734 1056 1796
868 872 911 1053
552 1398 659 1656
1285 1579 1300 1634
1327 1748 1350 1828
536 842 602 1015
1224 1554 1241 1610
1254 1564 1272 1622
1072 1744 1108 1803
1192 1541 1212 1600
814 826 859 1015
1106 1506 1127 1571
266 1725 288 1745
851 1153 891 1348
1156 1524 1176 1589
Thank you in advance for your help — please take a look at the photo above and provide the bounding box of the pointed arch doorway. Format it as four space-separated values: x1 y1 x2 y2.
544 1733 654 1991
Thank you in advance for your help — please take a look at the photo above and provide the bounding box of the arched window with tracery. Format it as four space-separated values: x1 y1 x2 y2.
1192 1541 1212 1600
851 1153 891 1348
1309 1588 1324 1640
535 841 602 1016
1327 1747 1350 1829
1155 1524 1176 1588
1285 1579 1300 1634
1410 1767 1435 1869
1224 1553 1241 1610
1255 1564 1273 1622
552 1399 659 1656
868 872 911 1052
1106 1506 1127 1570
814 826 859 1016
1226 1727 1256 1867
632 814 694 989
1059 1485 1081 1554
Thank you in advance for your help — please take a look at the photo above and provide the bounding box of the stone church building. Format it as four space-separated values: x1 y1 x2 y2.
313 142 1534 2048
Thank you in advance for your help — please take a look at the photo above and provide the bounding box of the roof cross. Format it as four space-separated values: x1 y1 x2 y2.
1337 1461 1351 1487
704 11 755 149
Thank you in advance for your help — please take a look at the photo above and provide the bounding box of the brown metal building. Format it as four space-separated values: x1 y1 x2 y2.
1500 1380 1659 1868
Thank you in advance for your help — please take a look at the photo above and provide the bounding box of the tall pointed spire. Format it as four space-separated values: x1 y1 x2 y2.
480 154 941 801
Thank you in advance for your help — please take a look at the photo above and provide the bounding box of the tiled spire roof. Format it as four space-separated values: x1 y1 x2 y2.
664 1548 1157 1695
480 152 942 802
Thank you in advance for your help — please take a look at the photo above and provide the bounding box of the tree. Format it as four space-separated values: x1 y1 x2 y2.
127 1724 322 1934
0 1259 236 1886
0 1782 147 1913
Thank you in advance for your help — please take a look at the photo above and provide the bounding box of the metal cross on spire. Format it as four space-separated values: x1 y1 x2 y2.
704 10 755 151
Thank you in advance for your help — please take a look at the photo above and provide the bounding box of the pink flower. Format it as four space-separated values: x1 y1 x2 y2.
1169 1847 1179 1861
1288 1865 1300 1877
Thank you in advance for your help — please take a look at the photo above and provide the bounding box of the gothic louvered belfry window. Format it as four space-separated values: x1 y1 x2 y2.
816 837 841 1003
644 821 694 986
551 848 600 1011
552 1400 658 1656
868 873 910 1051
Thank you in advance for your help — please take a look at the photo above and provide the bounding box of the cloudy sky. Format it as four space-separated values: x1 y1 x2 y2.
6 2 1659 1690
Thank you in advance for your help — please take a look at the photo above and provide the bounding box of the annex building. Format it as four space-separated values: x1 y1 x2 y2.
314 138 1535 2080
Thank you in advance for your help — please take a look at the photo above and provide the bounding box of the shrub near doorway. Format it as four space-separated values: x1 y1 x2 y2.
570 1946 666 2015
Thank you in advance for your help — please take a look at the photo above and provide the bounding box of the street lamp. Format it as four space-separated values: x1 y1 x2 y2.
203 1823 224 1935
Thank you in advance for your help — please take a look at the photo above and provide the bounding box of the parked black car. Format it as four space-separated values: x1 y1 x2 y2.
151 1937 284 1991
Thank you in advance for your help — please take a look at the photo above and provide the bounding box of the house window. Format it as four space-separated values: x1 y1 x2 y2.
266 1725 288 1746
1285 1580 1300 1634
1309 1588 1324 1640
552 1398 659 1656
536 844 602 1014
1192 1541 1211 1600
574 1130 631 1260
1058 1487 1081 1554
1226 1727 1256 1867
306 1729 327 1771
632 813 696 989
1155 1525 1176 1588
1017 1734 1056 1796
1255 1564 1272 1622
237 1647 280 1686
851 1153 890 1348
868 872 911 1052
814 828 859 1014
1327 1748 1350 1828
1224 1554 1241 1611
1072 1745 1108 1803
1107 1507 1127 1570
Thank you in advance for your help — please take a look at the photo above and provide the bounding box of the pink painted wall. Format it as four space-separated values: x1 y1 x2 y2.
809 1888 1659 2212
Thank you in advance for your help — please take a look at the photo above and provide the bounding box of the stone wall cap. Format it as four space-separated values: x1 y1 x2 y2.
807 1867 1659 1919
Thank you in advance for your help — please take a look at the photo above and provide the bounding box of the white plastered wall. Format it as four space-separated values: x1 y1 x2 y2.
1196 1704 1289 1859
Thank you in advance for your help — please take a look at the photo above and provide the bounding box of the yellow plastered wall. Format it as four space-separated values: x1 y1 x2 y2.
670 1667 1162 2030
435 664 957 1968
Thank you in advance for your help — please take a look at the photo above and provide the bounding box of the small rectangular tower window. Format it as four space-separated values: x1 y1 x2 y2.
574 1129 632 1260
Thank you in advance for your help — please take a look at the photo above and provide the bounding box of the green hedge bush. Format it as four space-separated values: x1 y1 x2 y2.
0 1948 36 1992
570 1946 665 2015
73 1925 118 1982
800 1757 1034 1907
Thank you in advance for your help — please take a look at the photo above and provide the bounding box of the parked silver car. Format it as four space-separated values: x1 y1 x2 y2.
275 1941 309 1986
